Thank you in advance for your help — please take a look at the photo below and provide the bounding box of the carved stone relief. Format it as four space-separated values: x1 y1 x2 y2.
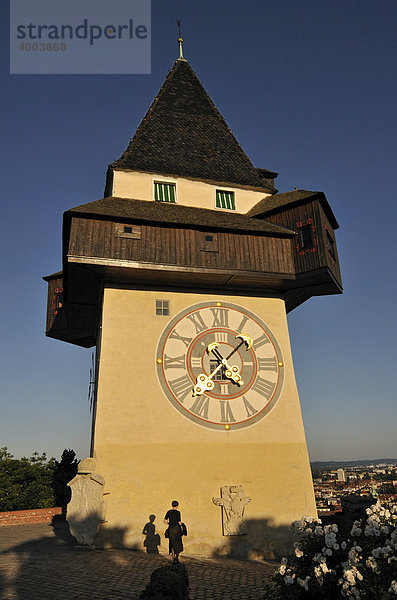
212 485 251 535
67 458 106 546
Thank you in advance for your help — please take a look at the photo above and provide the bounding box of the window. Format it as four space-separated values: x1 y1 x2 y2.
201 232 219 252
297 225 314 249
216 190 235 210
53 288 64 314
326 229 336 262
114 223 141 239
155 300 170 316
210 360 227 381
154 182 176 203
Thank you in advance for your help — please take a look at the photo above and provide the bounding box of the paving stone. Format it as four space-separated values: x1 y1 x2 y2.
0 522 276 599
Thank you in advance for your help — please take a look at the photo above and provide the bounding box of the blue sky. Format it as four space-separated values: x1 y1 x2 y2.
1 0 396 461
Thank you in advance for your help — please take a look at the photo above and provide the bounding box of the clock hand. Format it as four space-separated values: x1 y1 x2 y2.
225 334 253 360
193 334 253 396
192 364 222 396
207 339 249 386
192 344 234 396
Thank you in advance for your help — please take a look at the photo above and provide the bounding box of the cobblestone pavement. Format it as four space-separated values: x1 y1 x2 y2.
0 522 276 599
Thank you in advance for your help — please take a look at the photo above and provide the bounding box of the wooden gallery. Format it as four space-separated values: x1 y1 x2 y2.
44 54 342 557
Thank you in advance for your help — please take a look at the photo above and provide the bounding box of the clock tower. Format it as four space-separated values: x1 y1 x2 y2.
44 55 342 557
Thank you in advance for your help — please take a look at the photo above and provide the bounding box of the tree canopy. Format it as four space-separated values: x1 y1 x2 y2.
0 447 78 512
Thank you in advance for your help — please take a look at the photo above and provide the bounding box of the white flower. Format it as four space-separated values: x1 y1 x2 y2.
389 580 397 594
325 548 332 556
366 556 380 573
333 543 340 550
314 552 323 562
325 534 335 547
278 565 286 575
332 523 339 533
315 525 324 536
281 557 288 565
344 567 356 585
297 576 310 591
295 548 304 558
381 525 389 534
314 565 323 578
341 541 347 550
284 575 294 585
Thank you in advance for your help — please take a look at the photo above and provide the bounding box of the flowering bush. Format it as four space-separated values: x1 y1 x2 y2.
263 502 397 600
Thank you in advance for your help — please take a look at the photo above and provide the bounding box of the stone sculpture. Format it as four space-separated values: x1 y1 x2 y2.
212 485 251 535
67 457 106 545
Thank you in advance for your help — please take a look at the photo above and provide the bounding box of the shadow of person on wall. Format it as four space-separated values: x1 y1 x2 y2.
142 515 161 554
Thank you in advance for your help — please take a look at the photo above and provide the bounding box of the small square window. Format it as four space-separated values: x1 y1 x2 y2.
114 223 141 239
154 182 176 203
201 232 219 252
155 300 170 316
216 190 235 210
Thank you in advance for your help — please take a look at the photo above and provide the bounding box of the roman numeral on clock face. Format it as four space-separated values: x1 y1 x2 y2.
186 311 207 334
169 329 193 348
236 315 249 333
219 400 236 423
189 396 210 419
191 357 202 369
253 333 270 350
252 376 275 399
210 307 229 328
163 354 185 369
258 357 277 371
168 375 192 403
214 332 227 343
242 396 258 418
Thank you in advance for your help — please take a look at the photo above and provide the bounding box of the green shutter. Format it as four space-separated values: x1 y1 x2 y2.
155 182 176 203
216 190 235 210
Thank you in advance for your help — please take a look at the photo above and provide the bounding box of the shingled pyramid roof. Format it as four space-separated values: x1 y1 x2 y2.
110 59 271 190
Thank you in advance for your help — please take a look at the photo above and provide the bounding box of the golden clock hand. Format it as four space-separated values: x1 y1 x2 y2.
225 334 253 361
207 342 243 386
193 365 221 396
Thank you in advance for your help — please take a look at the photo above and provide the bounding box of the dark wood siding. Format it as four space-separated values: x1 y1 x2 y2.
318 208 342 287
67 217 295 276
263 199 341 279
45 276 66 333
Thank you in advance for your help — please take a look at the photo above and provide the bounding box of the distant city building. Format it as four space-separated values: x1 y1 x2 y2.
337 468 346 482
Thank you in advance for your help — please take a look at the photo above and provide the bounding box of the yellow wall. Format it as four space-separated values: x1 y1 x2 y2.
111 170 269 214
93 287 316 558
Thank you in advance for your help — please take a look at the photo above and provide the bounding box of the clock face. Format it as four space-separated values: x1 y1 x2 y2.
156 301 284 430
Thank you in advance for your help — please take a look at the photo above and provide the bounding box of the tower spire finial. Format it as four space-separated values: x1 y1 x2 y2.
176 20 185 60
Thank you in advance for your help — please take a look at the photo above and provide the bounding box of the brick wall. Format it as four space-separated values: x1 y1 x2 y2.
0 507 63 527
